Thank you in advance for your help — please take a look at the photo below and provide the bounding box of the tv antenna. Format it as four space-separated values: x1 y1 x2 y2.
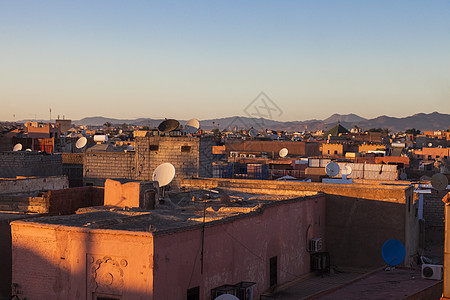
185 119 200 134
158 119 180 134
431 173 448 191
341 164 352 180
381 239 405 269
249 128 258 138
279 148 288 158
325 161 340 177
152 163 176 198
12 143 22 151
76 137 88 151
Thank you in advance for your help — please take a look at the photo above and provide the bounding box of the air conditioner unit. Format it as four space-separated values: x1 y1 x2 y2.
309 238 323 252
422 264 443 280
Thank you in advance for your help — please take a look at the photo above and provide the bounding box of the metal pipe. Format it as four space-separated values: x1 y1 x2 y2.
442 193 450 298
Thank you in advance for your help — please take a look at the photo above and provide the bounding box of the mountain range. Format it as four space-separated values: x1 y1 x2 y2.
18 112 450 133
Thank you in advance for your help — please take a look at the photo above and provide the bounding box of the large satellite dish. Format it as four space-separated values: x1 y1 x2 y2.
13 143 22 151
152 163 176 187
158 119 179 133
185 119 200 134
431 173 448 191
249 128 258 138
325 162 340 177
76 137 87 149
381 239 406 266
279 148 288 158
214 295 239 300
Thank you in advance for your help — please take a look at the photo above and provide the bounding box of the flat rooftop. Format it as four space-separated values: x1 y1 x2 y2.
11 189 321 235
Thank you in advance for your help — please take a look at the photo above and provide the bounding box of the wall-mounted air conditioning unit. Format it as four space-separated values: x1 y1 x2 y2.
309 238 323 252
422 264 443 280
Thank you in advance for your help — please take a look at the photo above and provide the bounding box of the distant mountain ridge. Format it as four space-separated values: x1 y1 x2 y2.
18 112 450 132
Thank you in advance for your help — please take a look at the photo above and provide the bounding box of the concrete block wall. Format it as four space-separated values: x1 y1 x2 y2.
84 136 211 186
84 152 135 184
135 136 200 185
423 192 447 228
0 152 63 178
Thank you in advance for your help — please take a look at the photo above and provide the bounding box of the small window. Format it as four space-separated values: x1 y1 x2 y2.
334 150 338 154
436 156 440 158
181 146 191 153
327 150 330 154
428 155 432 159
187 286 200 300
149 145 159 151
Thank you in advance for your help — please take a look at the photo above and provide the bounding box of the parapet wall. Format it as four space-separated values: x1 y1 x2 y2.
0 176 68 196
0 152 62 178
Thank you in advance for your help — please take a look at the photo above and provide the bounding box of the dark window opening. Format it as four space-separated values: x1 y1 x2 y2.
408 196 411 212
187 286 200 300
149 145 159 151
327 150 330 154
270 256 277 287
334 150 338 154
181 146 191 153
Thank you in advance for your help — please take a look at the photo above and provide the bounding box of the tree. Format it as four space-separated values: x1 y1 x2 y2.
405 128 421 135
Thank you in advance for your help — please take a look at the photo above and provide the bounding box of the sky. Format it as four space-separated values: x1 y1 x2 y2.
1 0 449 122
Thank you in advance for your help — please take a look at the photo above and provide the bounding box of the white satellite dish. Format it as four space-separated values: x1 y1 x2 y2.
26 148 32 152
431 173 448 191
428 143 433 147
153 163 176 187
249 128 258 138
13 143 22 151
325 162 340 177
76 137 87 149
214 295 239 300
342 165 352 177
185 119 200 134
279 148 288 158
119 129 123 134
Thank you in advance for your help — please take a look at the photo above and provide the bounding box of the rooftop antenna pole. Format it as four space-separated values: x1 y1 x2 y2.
49 108 52 124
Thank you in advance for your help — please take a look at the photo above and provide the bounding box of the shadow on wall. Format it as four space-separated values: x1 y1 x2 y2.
326 194 413 269
10 212 153 299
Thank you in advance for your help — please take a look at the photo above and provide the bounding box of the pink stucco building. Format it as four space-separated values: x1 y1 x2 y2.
10 183 325 300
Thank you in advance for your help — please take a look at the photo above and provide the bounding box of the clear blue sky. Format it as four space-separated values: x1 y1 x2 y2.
1 0 449 122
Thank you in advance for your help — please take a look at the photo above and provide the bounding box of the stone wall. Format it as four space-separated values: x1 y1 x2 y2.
0 152 62 178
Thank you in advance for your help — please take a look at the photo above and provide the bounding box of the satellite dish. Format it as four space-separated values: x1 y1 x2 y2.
399 173 407 180
249 128 258 138
76 137 88 149
185 119 200 134
158 119 179 133
381 239 406 266
342 165 352 176
13 143 22 151
119 129 123 134
26 148 32 152
428 143 433 147
420 175 432 182
152 163 176 187
279 148 288 158
214 295 239 300
431 173 448 191
127 145 134 150
325 162 340 177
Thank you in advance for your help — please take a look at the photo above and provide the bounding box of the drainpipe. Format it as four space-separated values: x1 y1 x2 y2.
442 193 450 299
